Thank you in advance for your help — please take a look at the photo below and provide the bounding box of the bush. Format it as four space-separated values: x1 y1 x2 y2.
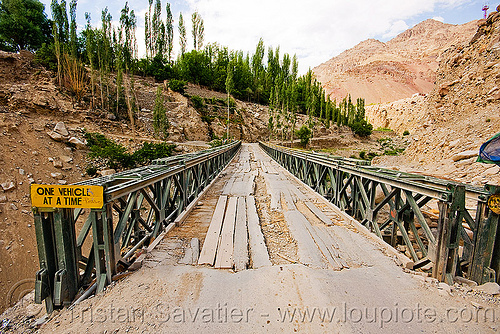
350 119 373 137
209 138 228 148
190 95 205 110
132 142 177 164
295 125 312 147
86 165 98 176
84 132 130 169
84 132 176 170
403 130 410 136
168 79 187 94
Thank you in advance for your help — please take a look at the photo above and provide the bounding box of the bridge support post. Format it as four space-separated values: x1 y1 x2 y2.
34 208 79 311
432 185 465 284
91 205 116 293
469 185 500 284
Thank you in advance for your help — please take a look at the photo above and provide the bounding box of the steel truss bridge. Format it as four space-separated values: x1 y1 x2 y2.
33 141 240 312
259 142 500 287
32 140 500 313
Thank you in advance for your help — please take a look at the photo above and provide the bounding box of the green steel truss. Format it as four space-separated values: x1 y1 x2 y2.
260 142 500 286
33 141 241 312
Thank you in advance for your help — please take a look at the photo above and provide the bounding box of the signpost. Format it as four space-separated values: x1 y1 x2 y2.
30 184 104 209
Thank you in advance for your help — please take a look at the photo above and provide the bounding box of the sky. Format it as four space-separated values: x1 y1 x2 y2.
39 0 490 74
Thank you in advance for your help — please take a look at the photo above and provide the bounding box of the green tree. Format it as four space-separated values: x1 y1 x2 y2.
225 62 234 138
178 12 186 55
165 2 173 62
152 0 163 57
153 85 169 138
0 0 51 52
295 125 311 147
69 0 77 57
191 11 204 51
145 0 153 58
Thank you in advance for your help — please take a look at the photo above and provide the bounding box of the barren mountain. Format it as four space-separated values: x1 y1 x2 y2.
366 10 500 186
313 19 479 104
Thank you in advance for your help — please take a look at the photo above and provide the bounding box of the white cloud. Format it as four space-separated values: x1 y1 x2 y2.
382 20 410 39
432 16 445 22
184 0 474 74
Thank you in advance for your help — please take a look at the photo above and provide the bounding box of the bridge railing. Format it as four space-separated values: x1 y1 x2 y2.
33 141 241 312
260 142 500 286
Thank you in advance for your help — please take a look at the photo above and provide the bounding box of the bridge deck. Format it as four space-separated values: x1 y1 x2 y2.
41 144 497 333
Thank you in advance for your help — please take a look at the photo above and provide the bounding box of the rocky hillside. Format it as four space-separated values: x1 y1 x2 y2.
313 19 478 104
0 50 273 313
366 9 500 186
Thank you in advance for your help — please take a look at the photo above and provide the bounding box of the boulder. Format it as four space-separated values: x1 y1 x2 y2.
54 121 69 137
53 160 63 168
50 172 63 180
1 181 16 192
68 137 87 149
47 131 64 142
0 195 7 203
99 169 116 176
452 150 478 162
60 155 73 163
474 282 500 295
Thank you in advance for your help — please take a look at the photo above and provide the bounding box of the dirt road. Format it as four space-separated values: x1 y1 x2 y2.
38 144 498 333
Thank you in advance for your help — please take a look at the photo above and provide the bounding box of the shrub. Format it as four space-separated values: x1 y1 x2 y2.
403 130 410 136
86 165 98 176
132 142 177 164
168 79 186 94
190 95 205 110
359 151 366 160
84 132 176 170
295 125 312 147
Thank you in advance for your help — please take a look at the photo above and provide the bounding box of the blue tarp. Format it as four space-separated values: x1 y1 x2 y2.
477 133 500 165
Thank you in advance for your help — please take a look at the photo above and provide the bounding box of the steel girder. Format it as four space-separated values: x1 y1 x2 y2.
34 141 241 312
260 142 499 286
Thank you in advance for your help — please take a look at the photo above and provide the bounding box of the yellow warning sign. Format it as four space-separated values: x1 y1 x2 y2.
30 184 104 209
488 194 500 215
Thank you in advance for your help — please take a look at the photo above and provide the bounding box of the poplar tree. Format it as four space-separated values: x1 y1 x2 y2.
225 62 234 139
145 0 153 58
165 3 173 62
178 12 186 55
84 12 96 108
153 86 168 138
152 0 162 57
191 11 204 51
69 0 77 57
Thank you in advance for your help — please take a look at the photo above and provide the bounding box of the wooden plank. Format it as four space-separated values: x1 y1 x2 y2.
222 177 236 195
304 201 334 226
146 231 167 253
233 197 249 271
214 197 238 269
198 196 228 265
246 196 272 268
283 210 326 268
260 161 269 174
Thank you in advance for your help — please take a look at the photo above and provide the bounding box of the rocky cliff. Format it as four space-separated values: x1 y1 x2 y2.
367 10 500 186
